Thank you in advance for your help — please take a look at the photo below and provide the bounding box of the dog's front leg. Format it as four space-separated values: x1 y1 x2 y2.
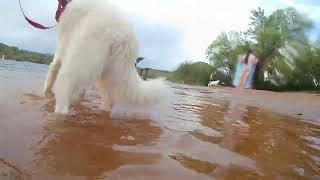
43 59 61 97
95 80 113 112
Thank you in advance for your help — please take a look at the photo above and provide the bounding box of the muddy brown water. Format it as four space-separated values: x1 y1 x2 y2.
1 60 320 179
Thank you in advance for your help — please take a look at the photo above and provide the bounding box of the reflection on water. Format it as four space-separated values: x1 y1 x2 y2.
184 89 320 179
1 60 320 179
33 100 161 179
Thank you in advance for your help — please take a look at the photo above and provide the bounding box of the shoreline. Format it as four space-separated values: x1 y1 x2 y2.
172 83 320 122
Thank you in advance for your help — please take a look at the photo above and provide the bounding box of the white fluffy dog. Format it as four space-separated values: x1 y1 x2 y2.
208 80 220 87
43 0 168 114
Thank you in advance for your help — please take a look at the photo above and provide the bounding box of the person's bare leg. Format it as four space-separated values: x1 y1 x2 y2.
238 70 249 88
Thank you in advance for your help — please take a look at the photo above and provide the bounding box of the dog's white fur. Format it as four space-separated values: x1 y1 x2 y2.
208 80 220 87
43 0 168 114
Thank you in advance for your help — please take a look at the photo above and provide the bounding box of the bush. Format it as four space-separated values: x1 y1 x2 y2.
168 61 213 86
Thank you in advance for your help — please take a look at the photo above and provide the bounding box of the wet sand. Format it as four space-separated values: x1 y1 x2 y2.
1 60 320 179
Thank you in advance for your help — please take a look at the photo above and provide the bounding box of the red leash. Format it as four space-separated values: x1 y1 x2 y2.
18 0 70 30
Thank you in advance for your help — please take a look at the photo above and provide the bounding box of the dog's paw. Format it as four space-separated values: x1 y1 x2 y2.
99 104 112 112
43 89 54 98
55 105 69 114
77 89 86 100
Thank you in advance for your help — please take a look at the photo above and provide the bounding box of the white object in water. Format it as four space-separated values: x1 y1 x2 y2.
1 55 4 60
208 80 220 87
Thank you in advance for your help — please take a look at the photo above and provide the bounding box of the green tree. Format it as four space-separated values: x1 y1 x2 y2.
206 31 249 75
247 7 313 85
168 61 214 86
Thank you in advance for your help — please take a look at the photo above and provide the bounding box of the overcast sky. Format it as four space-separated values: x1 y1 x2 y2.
1 0 319 70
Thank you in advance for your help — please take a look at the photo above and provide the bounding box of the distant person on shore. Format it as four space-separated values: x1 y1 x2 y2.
232 49 259 89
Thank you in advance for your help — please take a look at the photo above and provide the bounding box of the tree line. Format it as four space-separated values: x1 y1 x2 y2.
0 43 53 64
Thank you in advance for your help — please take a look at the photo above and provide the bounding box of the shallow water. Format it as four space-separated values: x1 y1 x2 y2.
0 60 320 179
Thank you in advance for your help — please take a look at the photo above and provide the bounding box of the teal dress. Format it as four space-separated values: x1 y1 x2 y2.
232 63 256 89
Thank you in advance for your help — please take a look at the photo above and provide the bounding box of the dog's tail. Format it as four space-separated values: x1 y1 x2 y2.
107 60 170 106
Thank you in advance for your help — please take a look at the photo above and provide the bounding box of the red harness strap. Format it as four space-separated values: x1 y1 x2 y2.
18 0 71 29
55 0 71 22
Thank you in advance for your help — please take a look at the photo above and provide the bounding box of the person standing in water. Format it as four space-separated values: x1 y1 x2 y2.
232 49 259 89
